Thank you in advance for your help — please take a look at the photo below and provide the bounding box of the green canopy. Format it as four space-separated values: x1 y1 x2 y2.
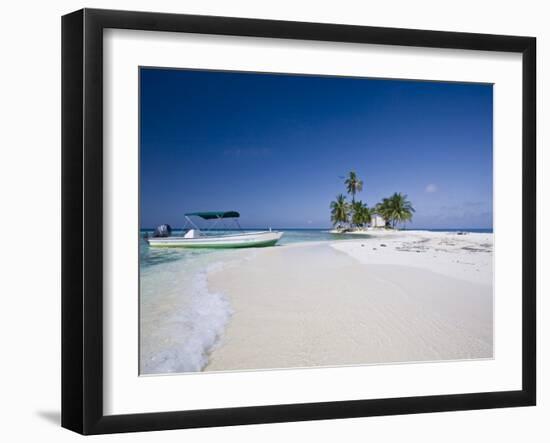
185 211 240 220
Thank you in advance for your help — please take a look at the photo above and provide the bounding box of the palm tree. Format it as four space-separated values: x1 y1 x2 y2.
374 199 390 226
330 194 350 227
376 193 415 228
360 203 372 227
344 171 363 204
351 200 372 228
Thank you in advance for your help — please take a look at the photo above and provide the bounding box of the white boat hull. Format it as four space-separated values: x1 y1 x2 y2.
146 231 283 248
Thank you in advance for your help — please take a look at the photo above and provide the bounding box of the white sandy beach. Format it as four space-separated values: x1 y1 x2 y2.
204 231 493 372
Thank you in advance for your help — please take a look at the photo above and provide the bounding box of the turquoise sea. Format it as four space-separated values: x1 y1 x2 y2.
140 229 360 269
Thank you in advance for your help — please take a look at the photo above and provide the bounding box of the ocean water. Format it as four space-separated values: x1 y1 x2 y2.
140 247 231 374
139 228 491 375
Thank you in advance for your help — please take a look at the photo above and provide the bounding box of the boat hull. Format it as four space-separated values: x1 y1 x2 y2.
146 231 283 248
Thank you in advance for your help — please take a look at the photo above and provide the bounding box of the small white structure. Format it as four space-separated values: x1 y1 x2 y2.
370 213 386 228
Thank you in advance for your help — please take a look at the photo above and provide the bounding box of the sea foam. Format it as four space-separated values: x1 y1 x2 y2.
141 263 232 374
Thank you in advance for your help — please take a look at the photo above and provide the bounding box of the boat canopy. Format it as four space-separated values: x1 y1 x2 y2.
185 211 240 220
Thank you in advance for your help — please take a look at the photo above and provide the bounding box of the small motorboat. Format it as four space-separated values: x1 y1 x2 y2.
145 211 283 248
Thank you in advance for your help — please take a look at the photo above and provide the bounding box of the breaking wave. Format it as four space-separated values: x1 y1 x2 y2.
141 264 232 374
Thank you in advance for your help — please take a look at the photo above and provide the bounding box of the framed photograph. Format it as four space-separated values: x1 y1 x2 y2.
61 8 536 435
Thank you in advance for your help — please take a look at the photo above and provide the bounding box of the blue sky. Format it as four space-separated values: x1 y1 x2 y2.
140 68 493 229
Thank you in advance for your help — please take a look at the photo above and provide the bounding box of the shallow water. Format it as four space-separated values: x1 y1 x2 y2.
139 229 355 269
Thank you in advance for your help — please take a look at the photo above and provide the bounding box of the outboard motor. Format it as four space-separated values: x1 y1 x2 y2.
153 224 172 238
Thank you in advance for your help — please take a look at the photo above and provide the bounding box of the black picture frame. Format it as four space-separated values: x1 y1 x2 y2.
62 8 536 435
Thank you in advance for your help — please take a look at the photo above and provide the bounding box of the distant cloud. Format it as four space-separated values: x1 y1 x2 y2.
425 184 438 193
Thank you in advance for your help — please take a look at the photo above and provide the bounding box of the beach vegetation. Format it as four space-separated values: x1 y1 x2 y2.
351 200 372 227
344 171 363 203
330 194 350 227
376 192 415 228
332 173 414 230
330 194 350 226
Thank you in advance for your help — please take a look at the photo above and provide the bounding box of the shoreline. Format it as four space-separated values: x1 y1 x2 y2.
204 231 493 372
